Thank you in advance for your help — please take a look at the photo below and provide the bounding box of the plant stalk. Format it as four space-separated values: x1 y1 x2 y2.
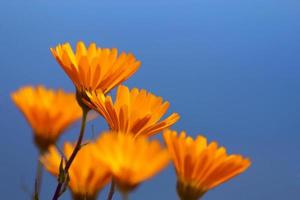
33 157 43 200
106 180 115 200
51 109 88 200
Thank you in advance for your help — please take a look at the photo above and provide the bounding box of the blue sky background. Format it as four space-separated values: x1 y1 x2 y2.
1 0 300 199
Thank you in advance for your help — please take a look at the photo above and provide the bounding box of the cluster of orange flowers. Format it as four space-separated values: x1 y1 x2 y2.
11 42 250 200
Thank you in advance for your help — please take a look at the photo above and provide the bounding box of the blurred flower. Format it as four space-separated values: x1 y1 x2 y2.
50 41 140 107
41 142 111 200
93 131 170 193
11 86 82 152
163 129 251 200
85 85 180 137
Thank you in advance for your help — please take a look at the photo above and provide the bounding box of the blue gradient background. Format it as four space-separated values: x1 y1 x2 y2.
1 0 300 199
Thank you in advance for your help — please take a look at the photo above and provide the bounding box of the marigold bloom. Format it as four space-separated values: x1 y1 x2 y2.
41 143 111 200
85 85 180 137
11 86 82 152
163 130 251 200
93 132 170 192
50 41 141 106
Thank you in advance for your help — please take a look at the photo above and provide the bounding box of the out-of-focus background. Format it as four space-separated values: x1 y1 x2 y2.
1 0 300 199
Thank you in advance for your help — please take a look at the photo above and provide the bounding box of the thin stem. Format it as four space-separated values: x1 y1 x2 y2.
52 109 88 200
33 157 43 200
72 193 98 200
121 192 129 200
106 180 115 200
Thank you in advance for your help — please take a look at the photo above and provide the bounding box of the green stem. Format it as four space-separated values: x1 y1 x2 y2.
106 180 115 200
33 157 43 200
176 180 206 200
71 193 98 200
121 192 129 200
52 108 88 200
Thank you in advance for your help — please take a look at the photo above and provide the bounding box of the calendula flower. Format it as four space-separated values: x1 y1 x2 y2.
85 85 180 137
50 41 141 107
93 132 170 193
41 143 111 200
11 86 82 152
163 129 251 200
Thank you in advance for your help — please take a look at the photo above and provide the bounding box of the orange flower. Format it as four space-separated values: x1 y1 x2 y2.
11 86 82 152
163 130 251 200
41 142 111 200
93 131 170 192
50 41 140 106
85 85 180 137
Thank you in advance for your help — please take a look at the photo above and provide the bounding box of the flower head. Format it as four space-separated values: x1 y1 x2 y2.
11 86 82 152
50 41 140 106
163 129 251 200
85 85 180 137
41 142 111 200
93 131 170 192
